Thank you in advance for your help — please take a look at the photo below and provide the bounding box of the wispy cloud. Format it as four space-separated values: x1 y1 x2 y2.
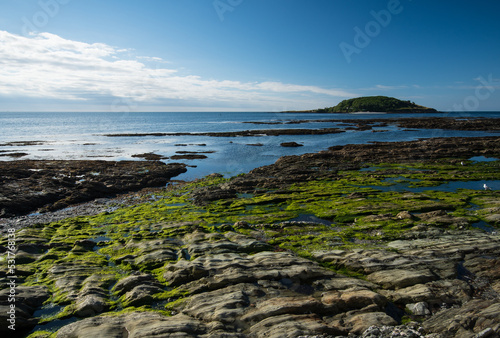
0 31 356 111
361 84 410 91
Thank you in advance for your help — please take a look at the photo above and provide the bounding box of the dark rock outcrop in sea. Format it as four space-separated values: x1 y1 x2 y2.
0 160 187 218
280 141 303 147
103 127 346 138
241 117 500 133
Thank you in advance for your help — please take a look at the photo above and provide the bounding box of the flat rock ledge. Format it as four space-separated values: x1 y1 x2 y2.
0 160 187 217
2 228 499 337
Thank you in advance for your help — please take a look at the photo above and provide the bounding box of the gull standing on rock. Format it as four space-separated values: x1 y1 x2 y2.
483 184 491 191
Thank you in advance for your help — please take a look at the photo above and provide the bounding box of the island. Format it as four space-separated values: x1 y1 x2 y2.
283 96 438 114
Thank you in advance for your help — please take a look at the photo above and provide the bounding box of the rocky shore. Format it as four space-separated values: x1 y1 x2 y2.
244 116 500 132
102 117 500 138
0 135 499 337
0 160 187 218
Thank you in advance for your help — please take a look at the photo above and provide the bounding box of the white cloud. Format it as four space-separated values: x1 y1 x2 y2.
361 84 409 91
256 82 355 97
136 56 170 63
0 30 355 111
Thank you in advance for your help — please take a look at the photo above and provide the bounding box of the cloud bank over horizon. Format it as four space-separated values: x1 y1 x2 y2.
0 30 357 112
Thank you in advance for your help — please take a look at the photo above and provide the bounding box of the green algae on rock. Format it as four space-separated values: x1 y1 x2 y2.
1 149 499 337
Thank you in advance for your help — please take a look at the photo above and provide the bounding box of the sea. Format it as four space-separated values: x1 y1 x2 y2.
1 111 499 181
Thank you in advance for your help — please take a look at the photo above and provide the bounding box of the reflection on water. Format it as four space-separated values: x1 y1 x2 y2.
472 221 496 233
469 156 499 162
359 179 500 193
33 303 65 319
31 304 77 334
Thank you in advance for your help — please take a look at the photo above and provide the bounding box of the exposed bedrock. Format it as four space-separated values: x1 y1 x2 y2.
0 160 187 217
4 228 498 337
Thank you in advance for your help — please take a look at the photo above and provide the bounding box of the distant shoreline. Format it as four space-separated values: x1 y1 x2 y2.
279 109 438 114
100 116 500 138
349 111 387 115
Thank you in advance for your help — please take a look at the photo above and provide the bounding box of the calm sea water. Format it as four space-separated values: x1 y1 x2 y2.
0 111 499 180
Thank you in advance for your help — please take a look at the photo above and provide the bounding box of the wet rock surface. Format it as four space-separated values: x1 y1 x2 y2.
0 135 499 337
209 136 500 196
394 117 500 132
7 227 499 337
103 127 346 138
280 141 304 147
131 153 169 161
0 286 50 333
0 160 187 218
102 117 500 138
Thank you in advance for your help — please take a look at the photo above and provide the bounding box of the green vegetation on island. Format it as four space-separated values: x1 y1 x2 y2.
290 96 438 114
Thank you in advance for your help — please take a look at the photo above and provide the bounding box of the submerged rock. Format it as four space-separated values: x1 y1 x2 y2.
280 142 303 147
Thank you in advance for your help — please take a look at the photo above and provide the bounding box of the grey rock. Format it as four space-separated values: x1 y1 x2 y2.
121 284 165 307
361 324 429 338
406 302 431 316
322 288 387 312
423 299 500 337
241 296 323 325
397 210 414 220
249 314 345 338
163 251 337 294
182 284 254 324
112 273 161 295
367 269 436 289
0 285 50 333
74 294 108 317
474 328 496 338
345 312 398 335
56 312 207 338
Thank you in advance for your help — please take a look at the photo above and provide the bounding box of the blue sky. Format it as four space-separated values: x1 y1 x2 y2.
0 0 499 112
